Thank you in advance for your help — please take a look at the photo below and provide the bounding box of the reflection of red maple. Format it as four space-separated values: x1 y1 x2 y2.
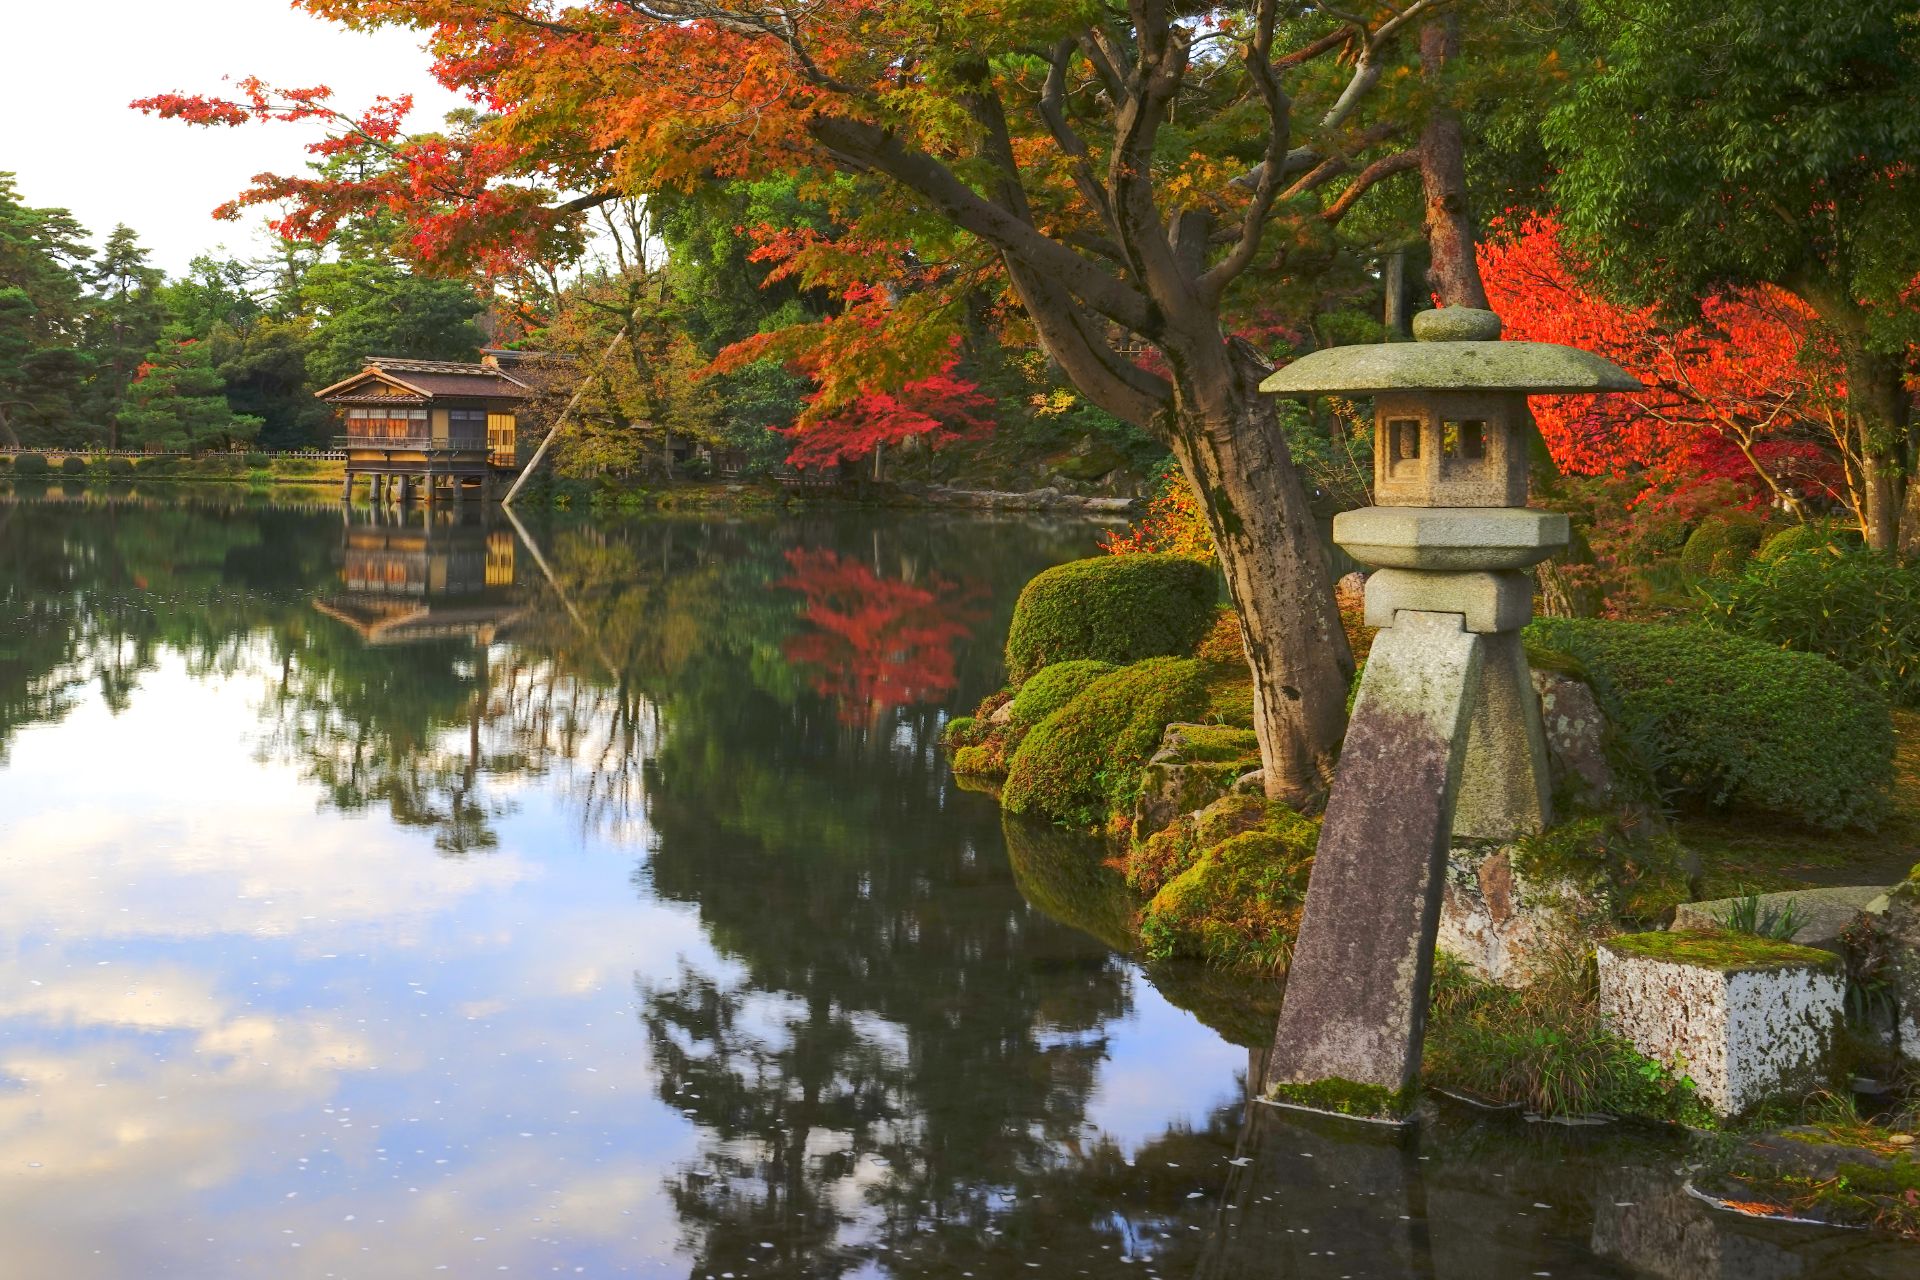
775 548 985 725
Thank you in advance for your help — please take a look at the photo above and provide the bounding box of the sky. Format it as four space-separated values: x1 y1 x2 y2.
1 0 467 276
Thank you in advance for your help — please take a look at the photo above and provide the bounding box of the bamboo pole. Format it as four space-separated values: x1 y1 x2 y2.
501 326 629 508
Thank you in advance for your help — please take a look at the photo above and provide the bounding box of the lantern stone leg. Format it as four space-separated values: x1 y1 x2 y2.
1265 610 1482 1099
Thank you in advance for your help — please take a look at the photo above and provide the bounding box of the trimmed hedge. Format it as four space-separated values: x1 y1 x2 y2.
1002 656 1210 826
58 455 86 475
13 453 48 475
104 456 135 477
1525 618 1892 830
1006 659 1116 730
1700 544 1920 708
1679 510 1767 580
1004 554 1216 685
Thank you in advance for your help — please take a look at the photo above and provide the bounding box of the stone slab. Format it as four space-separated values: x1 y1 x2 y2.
1597 938 1843 1116
1333 506 1569 571
1363 568 1533 634
1267 611 1480 1096
1672 886 1892 950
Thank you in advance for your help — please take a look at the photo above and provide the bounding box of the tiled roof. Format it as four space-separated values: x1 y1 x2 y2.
316 358 532 403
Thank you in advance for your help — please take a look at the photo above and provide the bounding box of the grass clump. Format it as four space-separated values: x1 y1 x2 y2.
1700 542 1920 708
1004 554 1216 685
1138 800 1318 971
1006 659 1116 730
1601 929 1841 972
1525 618 1892 831
1713 892 1805 941
1425 950 1713 1123
1002 656 1209 826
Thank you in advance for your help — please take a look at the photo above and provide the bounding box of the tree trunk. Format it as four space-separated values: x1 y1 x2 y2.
1845 344 1910 553
1167 339 1354 806
1418 18 1489 310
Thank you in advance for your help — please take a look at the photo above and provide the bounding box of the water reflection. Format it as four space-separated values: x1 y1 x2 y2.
0 494 1908 1277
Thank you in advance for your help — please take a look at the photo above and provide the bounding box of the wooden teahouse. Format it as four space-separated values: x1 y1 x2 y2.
318 357 530 503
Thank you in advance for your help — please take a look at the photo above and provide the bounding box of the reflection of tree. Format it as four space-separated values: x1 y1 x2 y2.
0 495 328 758
775 547 984 727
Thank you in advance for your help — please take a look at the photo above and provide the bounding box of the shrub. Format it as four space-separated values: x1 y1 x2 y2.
1001 656 1209 825
243 451 270 467
104 456 135 477
1679 510 1767 580
1137 799 1318 971
14 453 50 475
1699 544 1920 708
1003 554 1216 685
1525 618 1892 830
1755 521 1859 564
1006 660 1116 730
940 715 982 748
58 455 86 475
135 455 179 475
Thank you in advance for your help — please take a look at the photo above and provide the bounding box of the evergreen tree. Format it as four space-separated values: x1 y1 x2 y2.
118 329 261 453
0 172 92 446
84 225 166 446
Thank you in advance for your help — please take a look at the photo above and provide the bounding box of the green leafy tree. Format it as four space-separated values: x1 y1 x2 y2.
297 257 486 389
0 172 92 446
1545 0 1920 551
119 329 262 453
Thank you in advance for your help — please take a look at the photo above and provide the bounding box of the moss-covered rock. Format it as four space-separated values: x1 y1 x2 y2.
1125 793 1269 899
1001 656 1210 826
1006 660 1116 730
1525 618 1893 830
1602 929 1843 972
1004 554 1217 685
1680 510 1768 580
1131 723 1262 838
1139 800 1319 971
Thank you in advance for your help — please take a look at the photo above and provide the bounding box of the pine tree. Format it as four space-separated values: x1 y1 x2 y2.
119 330 261 454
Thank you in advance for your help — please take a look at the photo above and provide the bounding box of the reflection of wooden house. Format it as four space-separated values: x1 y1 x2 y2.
313 511 527 645
317 357 531 503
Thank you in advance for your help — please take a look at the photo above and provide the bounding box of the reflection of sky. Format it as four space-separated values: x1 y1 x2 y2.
0 641 1244 1274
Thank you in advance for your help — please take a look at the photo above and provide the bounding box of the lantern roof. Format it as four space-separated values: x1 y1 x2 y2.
1259 307 1642 398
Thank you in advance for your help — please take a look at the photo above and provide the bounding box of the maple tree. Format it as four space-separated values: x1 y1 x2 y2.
1544 0 1920 552
1481 214 1866 530
134 1 1519 803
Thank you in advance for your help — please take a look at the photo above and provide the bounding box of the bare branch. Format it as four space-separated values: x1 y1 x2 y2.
1200 0 1291 303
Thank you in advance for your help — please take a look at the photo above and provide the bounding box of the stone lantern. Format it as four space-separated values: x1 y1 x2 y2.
1255 306 1640 1114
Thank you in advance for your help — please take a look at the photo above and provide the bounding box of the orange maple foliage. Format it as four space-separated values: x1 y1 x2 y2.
1480 214 1851 518
1099 472 1217 563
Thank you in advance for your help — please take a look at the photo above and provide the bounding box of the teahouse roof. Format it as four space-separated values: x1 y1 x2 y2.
1259 307 1642 398
314 356 532 404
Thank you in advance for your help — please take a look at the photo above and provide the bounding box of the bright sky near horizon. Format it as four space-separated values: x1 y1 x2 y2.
1 0 466 276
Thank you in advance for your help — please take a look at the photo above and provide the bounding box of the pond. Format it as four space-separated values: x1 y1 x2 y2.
0 491 1907 1278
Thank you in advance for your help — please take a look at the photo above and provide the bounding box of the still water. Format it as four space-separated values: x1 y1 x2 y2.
0 491 1906 1278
